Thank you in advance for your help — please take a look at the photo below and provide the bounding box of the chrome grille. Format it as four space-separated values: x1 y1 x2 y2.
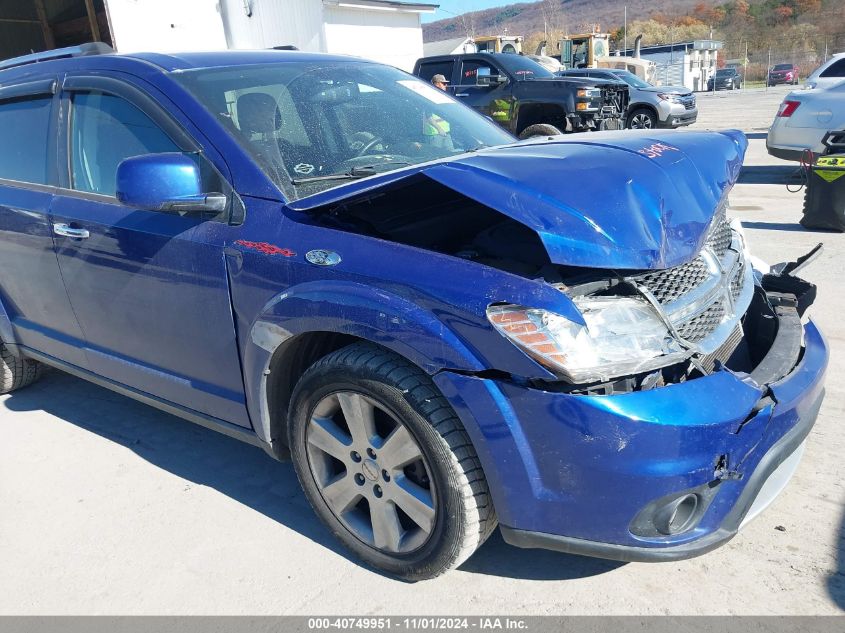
678 95 696 110
730 262 745 302
637 214 733 306
676 302 726 342
705 214 732 257
638 257 709 304
627 213 754 355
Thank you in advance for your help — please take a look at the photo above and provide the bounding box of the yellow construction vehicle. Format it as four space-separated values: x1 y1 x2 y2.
474 35 523 54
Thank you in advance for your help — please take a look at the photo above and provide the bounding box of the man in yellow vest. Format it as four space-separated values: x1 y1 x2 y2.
424 75 453 149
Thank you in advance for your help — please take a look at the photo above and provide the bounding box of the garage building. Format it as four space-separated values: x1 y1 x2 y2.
0 0 438 72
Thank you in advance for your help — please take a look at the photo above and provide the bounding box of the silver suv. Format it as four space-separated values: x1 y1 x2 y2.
558 68 697 129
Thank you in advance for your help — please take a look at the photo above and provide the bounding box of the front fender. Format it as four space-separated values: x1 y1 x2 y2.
242 280 487 444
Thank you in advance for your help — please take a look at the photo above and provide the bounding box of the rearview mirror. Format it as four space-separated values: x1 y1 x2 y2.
309 81 360 104
116 153 227 215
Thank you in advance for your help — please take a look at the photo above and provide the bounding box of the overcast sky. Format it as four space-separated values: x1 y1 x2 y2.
422 1 511 24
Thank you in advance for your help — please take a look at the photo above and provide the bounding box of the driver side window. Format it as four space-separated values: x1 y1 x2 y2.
70 91 180 196
70 90 227 204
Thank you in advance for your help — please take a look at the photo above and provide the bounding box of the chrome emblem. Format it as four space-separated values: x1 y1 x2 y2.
361 459 379 481
306 249 342 266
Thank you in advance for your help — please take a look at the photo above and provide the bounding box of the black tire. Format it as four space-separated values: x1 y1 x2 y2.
627 107 658 129
518 123 562 139
288 342 497 580
0 342 43 395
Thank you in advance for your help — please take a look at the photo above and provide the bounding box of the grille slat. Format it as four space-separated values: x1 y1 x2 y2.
700 324 744 371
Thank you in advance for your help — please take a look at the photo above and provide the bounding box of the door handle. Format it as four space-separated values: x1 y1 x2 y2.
454 92 469 97
53 223 89 239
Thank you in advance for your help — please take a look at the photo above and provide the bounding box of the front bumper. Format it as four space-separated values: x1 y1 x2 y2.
660 107 698 128
435 291 828 562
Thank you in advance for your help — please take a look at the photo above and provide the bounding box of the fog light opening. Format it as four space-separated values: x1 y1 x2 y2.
655 493 700 535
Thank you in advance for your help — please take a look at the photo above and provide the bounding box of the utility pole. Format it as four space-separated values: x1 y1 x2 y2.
744 40 748 86
624 6 627 54
767 48 771 91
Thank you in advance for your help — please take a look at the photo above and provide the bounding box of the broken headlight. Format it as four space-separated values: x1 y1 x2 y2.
487 297 690 383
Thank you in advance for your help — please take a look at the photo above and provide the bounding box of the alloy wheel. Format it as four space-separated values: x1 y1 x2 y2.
630 113 654 129
305 391 437 554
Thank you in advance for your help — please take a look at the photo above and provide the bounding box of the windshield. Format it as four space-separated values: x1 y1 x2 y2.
716 69 734 76
173 62 516 199
773 64 792 71
496 55 555 80
609 70 652 88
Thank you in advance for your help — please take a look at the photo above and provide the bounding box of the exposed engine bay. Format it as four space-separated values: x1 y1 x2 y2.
300 169 818 396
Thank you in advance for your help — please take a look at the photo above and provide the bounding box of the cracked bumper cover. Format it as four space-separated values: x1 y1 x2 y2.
434 298 828 562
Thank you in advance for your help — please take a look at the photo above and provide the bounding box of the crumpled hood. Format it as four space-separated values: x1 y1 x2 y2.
289 129 747 270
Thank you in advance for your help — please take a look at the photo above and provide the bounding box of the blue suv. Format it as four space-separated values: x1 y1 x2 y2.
0 44 828 580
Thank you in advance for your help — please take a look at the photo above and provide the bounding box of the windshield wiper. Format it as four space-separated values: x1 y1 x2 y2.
291 161 411 184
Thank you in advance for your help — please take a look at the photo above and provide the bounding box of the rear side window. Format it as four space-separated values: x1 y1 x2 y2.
417 61 453 83
70 91 180 195
0 96 52 185
820 59 845 78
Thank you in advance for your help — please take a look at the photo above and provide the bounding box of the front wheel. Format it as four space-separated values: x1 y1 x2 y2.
627 108 657 129
288 343 497 580
518 123 562 139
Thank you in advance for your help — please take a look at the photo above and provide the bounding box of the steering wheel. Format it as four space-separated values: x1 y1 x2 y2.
356 135 385 157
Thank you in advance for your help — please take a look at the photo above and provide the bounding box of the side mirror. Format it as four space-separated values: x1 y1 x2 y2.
476 67 505 87
116 153 227 215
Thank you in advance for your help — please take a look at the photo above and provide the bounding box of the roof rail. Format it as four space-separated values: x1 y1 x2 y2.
0 42 114 72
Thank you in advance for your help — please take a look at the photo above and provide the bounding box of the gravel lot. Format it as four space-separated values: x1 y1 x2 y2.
1 85 843 615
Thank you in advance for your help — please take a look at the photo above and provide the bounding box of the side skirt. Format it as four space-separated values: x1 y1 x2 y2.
21 346 271 452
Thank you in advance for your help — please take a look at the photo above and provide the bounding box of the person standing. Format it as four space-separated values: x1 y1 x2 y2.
425 74 453 149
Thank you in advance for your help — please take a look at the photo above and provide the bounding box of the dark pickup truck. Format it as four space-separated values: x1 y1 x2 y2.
413 53 628 138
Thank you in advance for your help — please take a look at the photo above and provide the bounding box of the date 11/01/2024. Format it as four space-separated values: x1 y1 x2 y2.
308 617 529 630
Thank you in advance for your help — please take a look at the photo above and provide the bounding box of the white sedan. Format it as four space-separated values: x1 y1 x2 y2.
805 52 845 90
767 80 845 161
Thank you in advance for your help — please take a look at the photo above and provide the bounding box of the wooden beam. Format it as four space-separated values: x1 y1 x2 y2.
83 0 101 42
33 0 55 49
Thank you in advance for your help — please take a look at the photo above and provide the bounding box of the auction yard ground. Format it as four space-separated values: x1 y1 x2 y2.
1 85 843 615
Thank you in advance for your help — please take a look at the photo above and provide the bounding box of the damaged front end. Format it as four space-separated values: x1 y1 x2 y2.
486 211 817 396
439 242 826 560
285 130 827 559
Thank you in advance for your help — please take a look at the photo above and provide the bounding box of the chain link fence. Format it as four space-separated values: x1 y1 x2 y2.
640 36 845 91
721 33 845 87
